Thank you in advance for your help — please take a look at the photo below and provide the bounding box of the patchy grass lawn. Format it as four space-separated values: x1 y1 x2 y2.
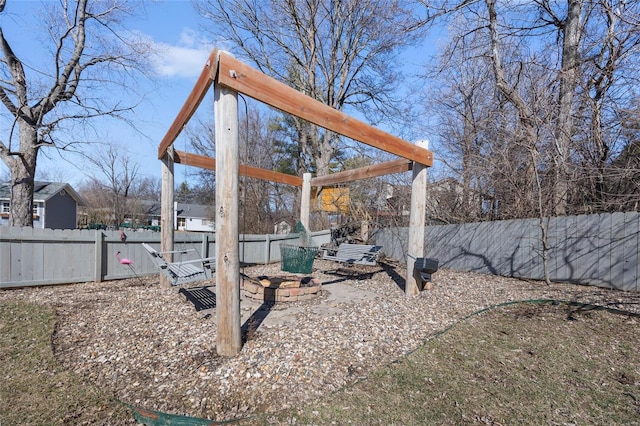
2 299 639 425
0 301 133 425
250 301 640 425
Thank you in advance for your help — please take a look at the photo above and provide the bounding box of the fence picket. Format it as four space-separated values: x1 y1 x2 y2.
376 212 639 292
0 229 330 288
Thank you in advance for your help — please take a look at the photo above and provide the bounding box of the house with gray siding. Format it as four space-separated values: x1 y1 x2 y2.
0 181 85 229
174 202 215 232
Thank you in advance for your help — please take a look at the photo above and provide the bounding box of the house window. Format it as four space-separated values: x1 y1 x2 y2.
32 202 41 219
177 217 186 229
1 202 9 213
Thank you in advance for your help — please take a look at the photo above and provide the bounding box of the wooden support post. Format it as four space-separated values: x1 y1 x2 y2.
94 231 104 282
160 146 175 288
361 220 369 243
215 81 242 356
301 173 312 230
201 233 209 258
406 140 429 296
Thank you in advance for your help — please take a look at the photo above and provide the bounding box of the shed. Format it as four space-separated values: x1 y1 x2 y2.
0 181 85 229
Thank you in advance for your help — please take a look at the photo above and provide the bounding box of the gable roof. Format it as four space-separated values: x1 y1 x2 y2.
176 203 214 219
0 181 86 206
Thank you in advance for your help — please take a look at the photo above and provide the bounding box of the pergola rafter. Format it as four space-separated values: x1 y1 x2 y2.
158 49 432 356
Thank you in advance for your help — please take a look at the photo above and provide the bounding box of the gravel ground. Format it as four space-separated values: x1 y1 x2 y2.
1 259 639 422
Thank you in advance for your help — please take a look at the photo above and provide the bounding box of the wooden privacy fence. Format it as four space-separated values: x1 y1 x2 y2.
0 228 330 288
377 211 639 292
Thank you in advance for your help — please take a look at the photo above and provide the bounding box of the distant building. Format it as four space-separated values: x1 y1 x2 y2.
0 181 85 229
174 202 215 232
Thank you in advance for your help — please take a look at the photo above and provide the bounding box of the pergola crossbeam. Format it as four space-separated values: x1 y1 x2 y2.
215 52 433 167
174 150 303 187
310 158 412 187
158 51 219 159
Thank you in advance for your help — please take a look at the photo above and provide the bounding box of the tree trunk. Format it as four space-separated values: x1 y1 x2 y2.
7 121 38 227
553 0 584 216
486 0 538 217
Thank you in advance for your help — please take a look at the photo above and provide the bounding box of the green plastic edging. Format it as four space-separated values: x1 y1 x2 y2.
127 404 254 426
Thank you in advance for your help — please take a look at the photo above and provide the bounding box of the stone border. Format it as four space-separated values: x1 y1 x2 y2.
241 277 322 302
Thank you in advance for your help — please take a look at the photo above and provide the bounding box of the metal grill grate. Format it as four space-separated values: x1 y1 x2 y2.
178 286 217 311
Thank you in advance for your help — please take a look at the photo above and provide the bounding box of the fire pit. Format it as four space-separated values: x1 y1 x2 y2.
241 275 322 302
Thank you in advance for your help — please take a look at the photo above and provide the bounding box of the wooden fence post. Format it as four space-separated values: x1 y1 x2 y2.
201 233 209 258
94 231 104 282
406 139 429 296
264 233 271 264
215 80 242 356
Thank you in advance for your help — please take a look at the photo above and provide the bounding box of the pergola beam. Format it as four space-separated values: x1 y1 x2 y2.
175 149 409 188
310 158 412 187
215 52 433 167
158 50 219 159
174 150 303 187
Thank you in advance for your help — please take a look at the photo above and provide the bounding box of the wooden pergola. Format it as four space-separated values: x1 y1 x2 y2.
158 50 433 356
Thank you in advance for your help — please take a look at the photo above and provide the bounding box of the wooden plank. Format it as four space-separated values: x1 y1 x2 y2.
300 173 311 229
216 52 433 166
160 147 175 288
548 216 562 280
94 230 104 282
158 50 219 159
174 150 303 187
311 159 412 187
215 83 242 356
597 213 613 288
563 214 578 282
0 228 9 284
622 212 639 291
610 212 627 290
406 140 429 295
575 214 600 282
22 229 36 282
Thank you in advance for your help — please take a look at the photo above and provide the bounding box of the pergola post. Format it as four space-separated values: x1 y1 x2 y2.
406 139 429 296
215 82 242 356
301 173 312 230
160 146 174 288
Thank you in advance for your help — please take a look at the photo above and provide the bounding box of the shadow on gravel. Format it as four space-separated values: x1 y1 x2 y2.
320 266 383 286
241 301 275 343
379 261 406 292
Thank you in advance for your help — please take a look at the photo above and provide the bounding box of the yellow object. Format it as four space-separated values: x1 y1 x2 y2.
313 187 350 213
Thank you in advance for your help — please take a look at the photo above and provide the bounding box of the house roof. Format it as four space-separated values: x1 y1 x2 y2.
176 202 214 219
109 200 215 219
0 181 86 206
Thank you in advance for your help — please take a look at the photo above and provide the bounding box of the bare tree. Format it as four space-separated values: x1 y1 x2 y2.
532 0 585 216
427 20 498 223
195 0 426 178
187 103 299 233
85 145 140 227
0 0 150 226
572 1 640 212
424 0 640 218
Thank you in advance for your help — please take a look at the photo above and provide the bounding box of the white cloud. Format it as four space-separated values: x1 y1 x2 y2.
149 28 213 78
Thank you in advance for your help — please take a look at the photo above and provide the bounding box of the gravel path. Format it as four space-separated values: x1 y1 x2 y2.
1 260 638 422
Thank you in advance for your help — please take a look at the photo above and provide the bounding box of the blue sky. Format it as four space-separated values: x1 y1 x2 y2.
0 1 215 186
0 0 442 188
